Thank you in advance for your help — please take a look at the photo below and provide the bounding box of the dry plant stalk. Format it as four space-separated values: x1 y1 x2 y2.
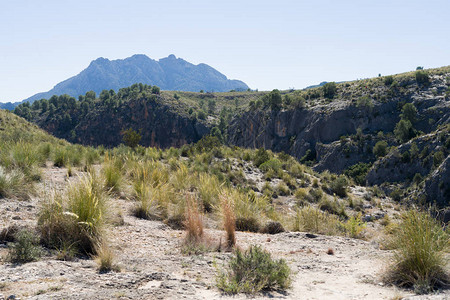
183 195 204 244
220 192 236 249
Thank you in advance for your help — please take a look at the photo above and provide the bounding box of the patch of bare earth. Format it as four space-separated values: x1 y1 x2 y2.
0 166 448 299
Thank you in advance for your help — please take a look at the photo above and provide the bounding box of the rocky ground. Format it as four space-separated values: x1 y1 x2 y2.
0 166 449 300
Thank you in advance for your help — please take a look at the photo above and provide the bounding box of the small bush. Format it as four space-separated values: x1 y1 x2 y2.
236 217 260 233
323 82 337 99
415 70 430 86
343 213 366 238
384 210 449 293
253 148 270 167
327 175 348 197
7 229 42 263
384 76 394 86
217 245 291 294
261 221 285 234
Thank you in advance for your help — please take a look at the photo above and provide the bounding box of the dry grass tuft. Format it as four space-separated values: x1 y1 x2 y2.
94 243 120 273
181 195 211 254
220 192 236 249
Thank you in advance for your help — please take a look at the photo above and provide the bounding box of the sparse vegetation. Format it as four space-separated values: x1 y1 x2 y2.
7 229 42 263
216 245 291 294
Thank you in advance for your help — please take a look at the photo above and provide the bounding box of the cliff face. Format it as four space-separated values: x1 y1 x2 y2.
38 97 209 148
228 100 401 170
228 76 450 172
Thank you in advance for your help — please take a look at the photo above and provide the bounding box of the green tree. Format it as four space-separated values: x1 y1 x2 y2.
208 99 216 114
269 89 282 110
151 86 160 94
394 119 414 143
401 103 417 123
210 126 223 142
121 128 142 148
323 82 337 99
373 141 388 157
85 91 96 101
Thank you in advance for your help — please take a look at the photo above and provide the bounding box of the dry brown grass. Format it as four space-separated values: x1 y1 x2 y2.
94 243 120 273
220 192 236 249
183 195 204 243
181 195 212 254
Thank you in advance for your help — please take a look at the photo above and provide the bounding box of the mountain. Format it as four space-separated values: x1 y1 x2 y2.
0 54 249 109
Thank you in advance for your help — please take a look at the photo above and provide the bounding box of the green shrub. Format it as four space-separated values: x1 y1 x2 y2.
323 82 337 99
384 76 394 86
236 216 260 232
390 188 403 202
373 141 388 157
394 119 414 143
327 175 348 197
7 229 42 263
319 197 346 218
384 210 449 293
53 147 68 167
217 245 291 294
344 163 371 185
121 128 141 148
433 151 444 167
343 213 366 238
415 70 430 86
253 148 270 167
259 158 282 173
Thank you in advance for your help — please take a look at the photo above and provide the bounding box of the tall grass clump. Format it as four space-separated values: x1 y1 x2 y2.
94 243 120 273
292 206 341 235
197 173 221 212
102 156 123 193
38 173 107 255
216 245 291 294
384 210 449 294
233 190 269 232
132 182 168 220
181 196 210 254
0 166 28 199
220 192 236 249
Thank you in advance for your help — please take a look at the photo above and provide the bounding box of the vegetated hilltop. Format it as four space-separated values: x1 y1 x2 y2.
0 54 249 109
14 66 450 206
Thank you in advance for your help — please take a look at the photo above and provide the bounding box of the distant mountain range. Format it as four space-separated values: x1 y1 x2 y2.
0 54 249 109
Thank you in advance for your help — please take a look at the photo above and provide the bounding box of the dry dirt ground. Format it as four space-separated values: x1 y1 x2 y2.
0 166 448 300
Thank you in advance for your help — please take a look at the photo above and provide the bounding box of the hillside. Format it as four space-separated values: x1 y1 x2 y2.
0 54 249 109
1 100 449 299
13 66 450 207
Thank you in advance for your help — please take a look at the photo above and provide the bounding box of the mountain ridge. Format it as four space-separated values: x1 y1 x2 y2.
0 54 249 109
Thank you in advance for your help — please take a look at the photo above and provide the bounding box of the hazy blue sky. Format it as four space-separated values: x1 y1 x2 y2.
1 0 449 102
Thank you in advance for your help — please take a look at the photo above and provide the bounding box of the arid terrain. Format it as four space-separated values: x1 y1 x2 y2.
0 165 448 300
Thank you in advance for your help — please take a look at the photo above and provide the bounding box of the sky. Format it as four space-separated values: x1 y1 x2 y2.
1 0 449 103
